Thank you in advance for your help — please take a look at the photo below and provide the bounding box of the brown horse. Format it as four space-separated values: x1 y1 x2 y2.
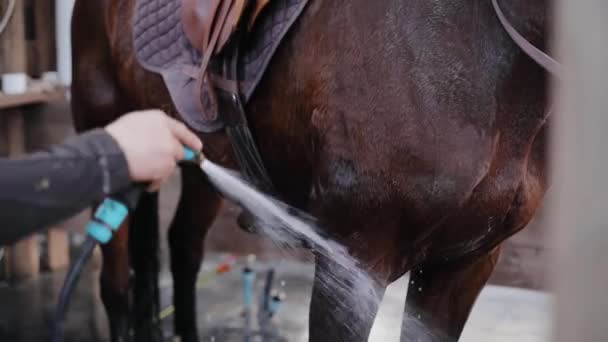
71 0 550 341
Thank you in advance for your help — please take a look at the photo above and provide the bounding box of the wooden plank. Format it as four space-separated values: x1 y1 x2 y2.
21 89 71 274
4 110 40 280
0 0 40 281
35 0 56 73
24 0 56 76
6 110 25 154
552 0 608 340
8 234 40 280
24 0 37 75
0 88 66 110
0 0 27 74
43 228 69 271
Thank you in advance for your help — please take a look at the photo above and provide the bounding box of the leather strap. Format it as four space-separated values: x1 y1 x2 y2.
220 47 275 192
492 0 562 76
194 0 234 120
217 2 275 193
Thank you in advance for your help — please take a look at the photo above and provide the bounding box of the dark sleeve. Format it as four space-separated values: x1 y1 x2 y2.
0 129 131 246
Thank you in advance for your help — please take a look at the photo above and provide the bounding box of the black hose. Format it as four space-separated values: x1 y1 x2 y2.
48 186 143 342
261 269 275 313
50 237 98 342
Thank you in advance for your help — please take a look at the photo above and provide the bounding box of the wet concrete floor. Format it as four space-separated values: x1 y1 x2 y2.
0 254 551 342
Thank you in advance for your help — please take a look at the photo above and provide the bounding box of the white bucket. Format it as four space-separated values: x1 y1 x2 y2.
1 73 28 95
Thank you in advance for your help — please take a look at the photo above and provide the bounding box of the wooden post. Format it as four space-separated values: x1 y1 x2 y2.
28 0 69 271
552 0 608 341
0 0 26 73
4 111 40 280
44 229 69 270
24 0 56 76
0 0 40 280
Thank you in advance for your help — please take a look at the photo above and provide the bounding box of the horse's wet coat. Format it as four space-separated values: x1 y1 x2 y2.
71 0 549 341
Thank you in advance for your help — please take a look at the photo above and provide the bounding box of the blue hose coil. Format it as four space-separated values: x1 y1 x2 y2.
86 221 113 244
242 269 255 307
87 198 130 244
94 198 128 230
183 147 197 162
87 148 195 245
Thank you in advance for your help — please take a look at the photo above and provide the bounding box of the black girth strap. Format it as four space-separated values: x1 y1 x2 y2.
492 0 563 77
216 7 275 194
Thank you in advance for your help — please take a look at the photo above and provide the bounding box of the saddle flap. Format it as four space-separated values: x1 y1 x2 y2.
181 0 222 52
134 0 309 133
181 0 272 55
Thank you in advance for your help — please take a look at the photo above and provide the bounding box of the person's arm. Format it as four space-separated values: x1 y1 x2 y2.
0 129 131 245
0 109 202 246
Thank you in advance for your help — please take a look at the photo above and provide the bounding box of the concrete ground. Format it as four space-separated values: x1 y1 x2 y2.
372 275 552 342
195 257 552 342
0 254 551 341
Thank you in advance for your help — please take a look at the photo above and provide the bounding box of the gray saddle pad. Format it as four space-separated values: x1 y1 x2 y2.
132 0 308 133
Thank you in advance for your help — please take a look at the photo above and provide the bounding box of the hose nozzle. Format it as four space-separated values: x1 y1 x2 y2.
184 147 206 164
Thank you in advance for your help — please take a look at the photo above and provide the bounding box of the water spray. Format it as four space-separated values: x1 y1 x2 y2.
52 146 376 341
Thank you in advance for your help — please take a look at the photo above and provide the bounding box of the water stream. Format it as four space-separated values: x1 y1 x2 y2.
200 160 382 331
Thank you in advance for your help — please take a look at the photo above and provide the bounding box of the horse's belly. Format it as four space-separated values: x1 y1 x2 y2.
309 113 548 268
420 125 549 264
310 112 496 227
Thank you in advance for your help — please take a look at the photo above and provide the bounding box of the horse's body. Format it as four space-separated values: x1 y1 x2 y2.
71 0 549 341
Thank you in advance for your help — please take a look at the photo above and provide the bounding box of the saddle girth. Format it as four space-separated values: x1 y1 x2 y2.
213 12 275 192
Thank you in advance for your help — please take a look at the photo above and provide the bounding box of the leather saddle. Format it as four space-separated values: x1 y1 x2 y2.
133 0 307 129
179 0 272 125
133 0 308 231
133 0 307 184
181 0 270 55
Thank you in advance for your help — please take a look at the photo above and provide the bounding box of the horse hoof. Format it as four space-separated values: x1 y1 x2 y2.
237 210 260 234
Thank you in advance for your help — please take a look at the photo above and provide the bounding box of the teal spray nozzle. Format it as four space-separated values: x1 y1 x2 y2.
183 147 205 164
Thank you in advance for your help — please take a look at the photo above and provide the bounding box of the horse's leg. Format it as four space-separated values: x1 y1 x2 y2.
401 247 501 342
169 165 222 342
308 254 388 342
99 224 132 342
129 192 163 342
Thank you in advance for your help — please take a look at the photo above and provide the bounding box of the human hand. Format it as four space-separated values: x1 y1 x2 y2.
105 109 202 191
